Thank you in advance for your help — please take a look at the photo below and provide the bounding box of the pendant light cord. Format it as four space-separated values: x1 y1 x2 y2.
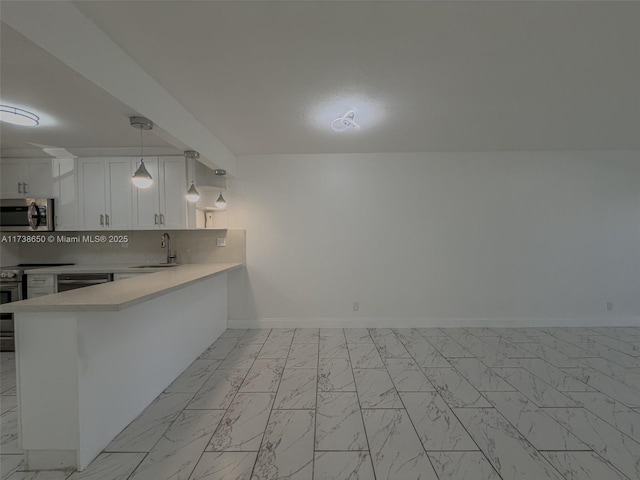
140 128 144 163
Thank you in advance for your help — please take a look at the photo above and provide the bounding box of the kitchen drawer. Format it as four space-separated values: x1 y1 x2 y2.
27 274 55 287
28 286 55 299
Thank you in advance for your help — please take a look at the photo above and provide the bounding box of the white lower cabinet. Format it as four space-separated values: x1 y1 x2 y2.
78 158 134 230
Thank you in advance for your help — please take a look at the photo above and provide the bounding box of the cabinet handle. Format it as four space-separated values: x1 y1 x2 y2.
23 183 28 193
18 182 22 194
160 214 165 225
55 216 59 226
154 214 159 225
105 214 110 226
100 214 104 226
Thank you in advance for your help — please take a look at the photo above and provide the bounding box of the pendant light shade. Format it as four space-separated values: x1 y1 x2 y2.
185 181 200 202
130 116 154 189
214 169 227 209
132 160 153 189
215 192 227 209
184 151 201 202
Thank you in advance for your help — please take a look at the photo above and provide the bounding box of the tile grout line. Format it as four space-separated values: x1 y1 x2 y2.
311 329 320 480
345 329 377 480
248 329 294 480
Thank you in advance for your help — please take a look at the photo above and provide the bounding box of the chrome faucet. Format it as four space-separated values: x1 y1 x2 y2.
161 233 177 264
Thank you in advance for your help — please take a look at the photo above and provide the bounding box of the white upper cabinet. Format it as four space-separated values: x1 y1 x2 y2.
133 157 187 229
159 158 187 229
52 158 79 231
2 156 190 231
0 158 54 198
107 159 135 230
78 157 134 230
133 158 160 229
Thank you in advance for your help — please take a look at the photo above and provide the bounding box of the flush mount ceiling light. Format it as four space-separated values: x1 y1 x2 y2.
130 116 154 189
184 150 201 203
331 109 360 132
214 169 227 209
312 95 385 133
0 105 40 126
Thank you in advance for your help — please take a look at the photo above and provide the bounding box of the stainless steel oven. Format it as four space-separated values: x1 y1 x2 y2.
0 270 22 352
0 198 54 231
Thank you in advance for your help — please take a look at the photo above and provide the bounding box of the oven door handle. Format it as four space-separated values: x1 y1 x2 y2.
57 280 111 285
27 202 41 230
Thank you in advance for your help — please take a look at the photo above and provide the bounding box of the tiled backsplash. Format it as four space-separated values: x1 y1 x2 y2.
0 229 245 266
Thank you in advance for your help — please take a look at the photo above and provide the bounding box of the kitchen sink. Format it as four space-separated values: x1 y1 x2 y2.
130 264 180 269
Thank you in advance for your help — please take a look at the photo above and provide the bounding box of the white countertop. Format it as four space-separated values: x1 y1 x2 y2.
26 264 186 274
1 263 243 313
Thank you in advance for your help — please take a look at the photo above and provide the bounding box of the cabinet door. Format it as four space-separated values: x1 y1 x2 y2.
134 158 161 229
53 159 78 231
159 158 187 229
106 158 134 230
0 161 26 197
25 160 54 197
78 159 107 229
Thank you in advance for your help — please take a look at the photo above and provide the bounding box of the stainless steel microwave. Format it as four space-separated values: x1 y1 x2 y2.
0 198 55 231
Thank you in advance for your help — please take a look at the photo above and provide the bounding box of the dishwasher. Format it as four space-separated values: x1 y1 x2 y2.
57 273 113 292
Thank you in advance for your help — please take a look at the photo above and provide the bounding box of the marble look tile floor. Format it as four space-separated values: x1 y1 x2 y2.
2 327 640 479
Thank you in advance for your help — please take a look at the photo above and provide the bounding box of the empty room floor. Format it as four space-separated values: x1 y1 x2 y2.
2 327 640 479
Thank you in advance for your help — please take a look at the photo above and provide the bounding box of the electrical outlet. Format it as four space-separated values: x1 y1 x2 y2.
216 237 227 247
205 212 215 228
607 302 613 312
353 302 359 312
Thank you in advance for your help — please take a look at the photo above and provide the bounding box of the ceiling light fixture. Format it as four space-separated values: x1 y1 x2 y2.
214 169 227 209
130 116 154 189
331 109 359 132
186 182 200 203
184 150 201 203
0 105 40 126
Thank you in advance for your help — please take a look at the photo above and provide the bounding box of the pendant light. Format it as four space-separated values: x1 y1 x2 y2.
130 116 154 189
186 182 200 203
215 192 227 209
214 169 227 209
184 151 201 202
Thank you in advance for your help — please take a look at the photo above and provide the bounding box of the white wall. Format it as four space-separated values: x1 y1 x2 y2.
228 151 640 327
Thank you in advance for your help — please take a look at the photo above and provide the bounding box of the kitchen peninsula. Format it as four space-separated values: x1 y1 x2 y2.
0 263 243 471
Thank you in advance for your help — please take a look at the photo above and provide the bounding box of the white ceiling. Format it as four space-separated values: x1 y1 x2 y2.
0 24 177 156
3 1 640 156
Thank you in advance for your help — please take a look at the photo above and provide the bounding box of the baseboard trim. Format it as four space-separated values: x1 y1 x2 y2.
228 316 640 329
25 450 77 471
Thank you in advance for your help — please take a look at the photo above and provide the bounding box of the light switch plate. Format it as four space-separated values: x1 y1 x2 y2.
217 237 227 247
